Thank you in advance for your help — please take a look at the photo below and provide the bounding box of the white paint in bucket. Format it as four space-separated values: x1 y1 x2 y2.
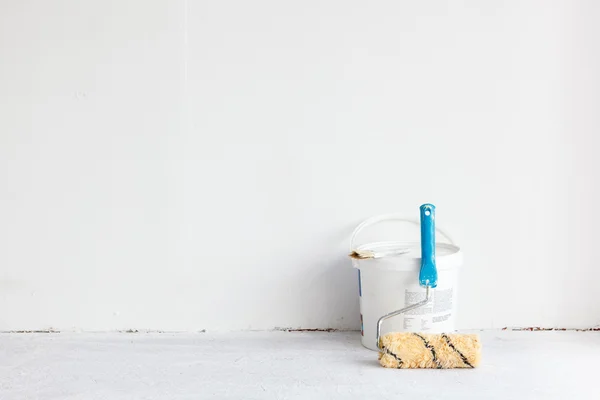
350 214 463 351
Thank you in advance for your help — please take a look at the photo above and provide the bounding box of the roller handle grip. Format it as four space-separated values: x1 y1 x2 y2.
419 204 437 288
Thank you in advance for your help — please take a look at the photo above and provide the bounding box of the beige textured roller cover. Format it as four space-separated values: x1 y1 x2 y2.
378 332 481 369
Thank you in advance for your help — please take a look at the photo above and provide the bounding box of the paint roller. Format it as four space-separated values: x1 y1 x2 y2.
356 204 482 369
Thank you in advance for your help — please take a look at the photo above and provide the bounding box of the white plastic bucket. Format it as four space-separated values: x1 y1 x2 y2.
350 214 463 351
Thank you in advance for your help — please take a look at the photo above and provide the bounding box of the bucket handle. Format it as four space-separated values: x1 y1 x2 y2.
350 213 454 252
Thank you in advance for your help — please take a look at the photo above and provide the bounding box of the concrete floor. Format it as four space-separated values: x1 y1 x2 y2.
0 331 598 399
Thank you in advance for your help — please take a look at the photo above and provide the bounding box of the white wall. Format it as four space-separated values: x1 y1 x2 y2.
1 0 598 332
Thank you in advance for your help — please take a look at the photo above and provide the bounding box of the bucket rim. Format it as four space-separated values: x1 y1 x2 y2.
351 240 462 271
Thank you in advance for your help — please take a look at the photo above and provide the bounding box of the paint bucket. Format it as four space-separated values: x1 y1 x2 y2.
350 213 463 351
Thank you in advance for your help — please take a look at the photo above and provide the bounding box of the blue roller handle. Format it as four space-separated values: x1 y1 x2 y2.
419 203 438 288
